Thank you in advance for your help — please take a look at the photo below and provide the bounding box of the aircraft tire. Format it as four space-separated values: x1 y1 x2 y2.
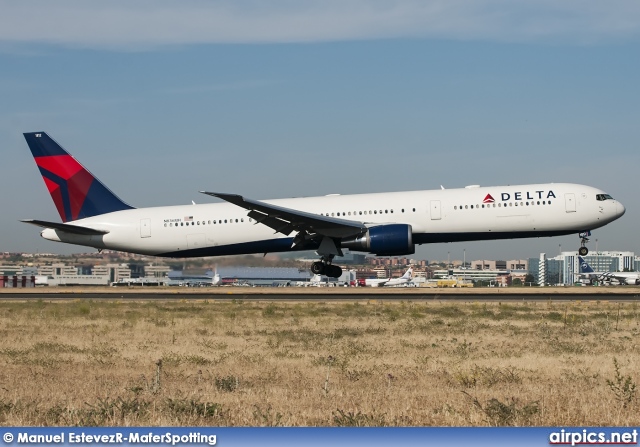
311 262 325 275
329 265 343 278
579 247 588 256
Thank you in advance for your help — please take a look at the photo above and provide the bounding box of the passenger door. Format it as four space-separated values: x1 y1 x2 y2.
140 218 151 238
565 194 576 213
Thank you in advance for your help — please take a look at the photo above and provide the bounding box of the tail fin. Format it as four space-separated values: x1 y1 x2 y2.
402 268 413 279
578 257 595 274
24 132 134 222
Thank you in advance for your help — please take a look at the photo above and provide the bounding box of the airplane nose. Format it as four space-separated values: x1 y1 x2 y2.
617 201 626 217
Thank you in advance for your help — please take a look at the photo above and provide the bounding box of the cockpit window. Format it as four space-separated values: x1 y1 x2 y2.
596 194 614 201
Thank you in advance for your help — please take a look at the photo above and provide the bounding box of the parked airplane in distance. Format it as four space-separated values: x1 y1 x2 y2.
578 257 640 285
210 267 221 286
22 132 626 278
360 268 413 287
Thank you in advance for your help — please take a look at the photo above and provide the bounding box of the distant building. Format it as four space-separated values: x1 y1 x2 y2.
92 264 132 283
0 265 24 275
507 259 528 270
144 264 171 279
170 267 312 286
0 259 174 287
47 275 110 286
529 251 636 285
432 268 508 283
340 253 367 265
0 275 35 288
38 263 78 277
471 260 507 270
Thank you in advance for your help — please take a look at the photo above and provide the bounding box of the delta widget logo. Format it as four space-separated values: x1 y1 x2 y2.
481 190 557 203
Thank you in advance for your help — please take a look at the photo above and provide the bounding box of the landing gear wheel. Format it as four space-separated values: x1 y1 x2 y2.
311 262 325 275
310 262 342 278
578 231 591 257
326 265 343 278
310 248 342 278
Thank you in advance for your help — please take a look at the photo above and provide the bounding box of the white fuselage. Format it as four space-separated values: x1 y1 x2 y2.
40 183 625 258
365 277 412 287
583 271 640 285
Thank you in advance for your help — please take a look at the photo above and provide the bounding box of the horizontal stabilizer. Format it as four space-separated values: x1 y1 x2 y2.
21 219 109 236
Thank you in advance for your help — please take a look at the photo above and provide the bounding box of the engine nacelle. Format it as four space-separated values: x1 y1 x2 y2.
341 224 415 256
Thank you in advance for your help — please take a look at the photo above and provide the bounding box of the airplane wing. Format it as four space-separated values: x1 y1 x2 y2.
200 192 367 239
21 219 109 236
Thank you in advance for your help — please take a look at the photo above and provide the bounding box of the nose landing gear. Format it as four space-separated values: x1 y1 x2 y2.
578 231 591 256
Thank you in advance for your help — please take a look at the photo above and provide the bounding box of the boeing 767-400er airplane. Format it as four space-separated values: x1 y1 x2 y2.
22 132 626 278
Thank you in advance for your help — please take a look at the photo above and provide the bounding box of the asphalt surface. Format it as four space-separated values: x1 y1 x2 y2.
1 288 639 301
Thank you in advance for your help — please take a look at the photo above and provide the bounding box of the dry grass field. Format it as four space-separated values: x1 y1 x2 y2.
0 298 639 426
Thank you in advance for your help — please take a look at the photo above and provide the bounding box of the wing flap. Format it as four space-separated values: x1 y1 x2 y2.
21 219 109 236
201 191 367 238
247 210 296 235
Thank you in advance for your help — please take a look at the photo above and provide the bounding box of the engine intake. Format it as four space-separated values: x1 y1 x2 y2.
341 224 415 256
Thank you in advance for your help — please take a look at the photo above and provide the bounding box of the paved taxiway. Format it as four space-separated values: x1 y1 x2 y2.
1 287 639 301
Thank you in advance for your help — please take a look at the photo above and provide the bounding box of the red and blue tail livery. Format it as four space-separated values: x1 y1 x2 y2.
23 132 134 222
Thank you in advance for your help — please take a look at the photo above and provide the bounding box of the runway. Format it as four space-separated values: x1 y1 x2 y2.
1 286 639 301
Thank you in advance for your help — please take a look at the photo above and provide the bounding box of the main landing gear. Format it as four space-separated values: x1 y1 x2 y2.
578 231 591 256
309 236 344 278
311 256 343 278
307 236 344 278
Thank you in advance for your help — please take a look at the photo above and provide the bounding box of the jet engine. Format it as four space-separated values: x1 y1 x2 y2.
341 224 415 256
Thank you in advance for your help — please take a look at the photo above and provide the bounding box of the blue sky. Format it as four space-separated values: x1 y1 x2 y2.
1 1 639 262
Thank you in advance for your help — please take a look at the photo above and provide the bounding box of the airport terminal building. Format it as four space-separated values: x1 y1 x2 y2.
529 251 639 285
